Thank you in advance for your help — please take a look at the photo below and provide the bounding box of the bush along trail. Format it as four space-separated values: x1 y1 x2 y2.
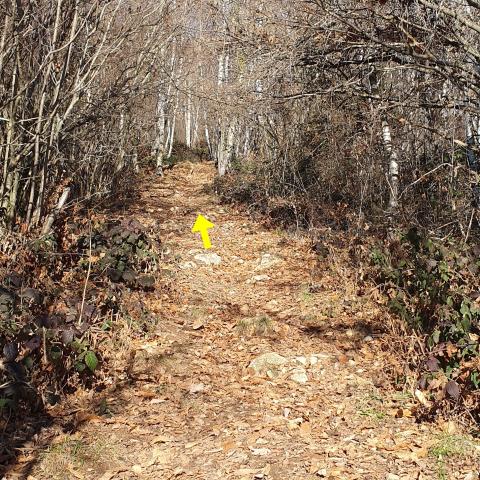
4 162 480 480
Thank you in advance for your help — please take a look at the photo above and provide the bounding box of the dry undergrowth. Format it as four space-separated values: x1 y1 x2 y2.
5 161 479 480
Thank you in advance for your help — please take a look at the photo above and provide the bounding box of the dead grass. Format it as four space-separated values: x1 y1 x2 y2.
236 315 274 336
38 436 110 479
429 433 480 480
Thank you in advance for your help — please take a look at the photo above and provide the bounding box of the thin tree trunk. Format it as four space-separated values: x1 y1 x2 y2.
382 120 399 211
185 93 192 148
155 90 166 175
42 187 70 235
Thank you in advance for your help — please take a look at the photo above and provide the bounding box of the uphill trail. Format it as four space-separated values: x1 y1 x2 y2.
31 161 478 480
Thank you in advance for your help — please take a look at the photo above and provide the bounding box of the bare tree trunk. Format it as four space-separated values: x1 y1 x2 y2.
155 90 166 175
218 121 235 176
132 148 139 174
382 120 399 211
42 187 70 235
185 93 192 148
117 111 126 172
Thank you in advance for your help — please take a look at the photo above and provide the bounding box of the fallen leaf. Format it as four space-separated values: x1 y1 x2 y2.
415 389 432 407
299 421 312 435
337 354 348 364
152 435 172 444
445 380 460 399
137 389 156 398
192 319 205 330
222 439 236 452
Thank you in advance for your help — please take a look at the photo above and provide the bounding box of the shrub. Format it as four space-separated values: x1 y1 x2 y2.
370 228 480 411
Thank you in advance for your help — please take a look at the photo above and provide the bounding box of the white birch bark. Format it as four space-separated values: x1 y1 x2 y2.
218 121 236 176
117 111 126 173
155 90 167 175
185 93 192 148
382 120 399 210
42 187 70 235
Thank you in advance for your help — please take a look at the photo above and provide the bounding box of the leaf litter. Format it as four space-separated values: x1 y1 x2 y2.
23 162 480 480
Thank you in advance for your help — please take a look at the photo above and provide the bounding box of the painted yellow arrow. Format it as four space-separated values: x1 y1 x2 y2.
191 214 214 249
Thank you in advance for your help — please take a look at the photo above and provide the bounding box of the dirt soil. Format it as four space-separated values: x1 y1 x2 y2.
12 162 480 479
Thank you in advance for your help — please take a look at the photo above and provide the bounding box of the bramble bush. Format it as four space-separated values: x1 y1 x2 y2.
0 217 160 414
370 228 480 412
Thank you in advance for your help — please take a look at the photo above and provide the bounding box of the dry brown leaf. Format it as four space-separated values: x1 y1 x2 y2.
299 421 312 435
337 354 348 364
152 435 172 444
136 389 156 398
67 466 85 479
192 319 205 330
222 439 236 452
185 441 199 449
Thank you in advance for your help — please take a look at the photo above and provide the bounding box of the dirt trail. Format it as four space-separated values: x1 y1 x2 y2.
30 162 478 480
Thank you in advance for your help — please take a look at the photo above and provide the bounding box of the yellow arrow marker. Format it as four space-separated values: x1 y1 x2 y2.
192 214 215 249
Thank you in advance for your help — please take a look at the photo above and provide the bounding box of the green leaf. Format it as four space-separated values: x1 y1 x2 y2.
75 361 86 372
85 350 98 372
72 340 86 352
460 302 470 316
50 345 63 360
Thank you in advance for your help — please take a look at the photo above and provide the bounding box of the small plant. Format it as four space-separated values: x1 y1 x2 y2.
236 316 273 336
430 434 471 459
357 392 386 421
299 284 314 303
254 316 272 335
39 437 107 479
429 433 478 480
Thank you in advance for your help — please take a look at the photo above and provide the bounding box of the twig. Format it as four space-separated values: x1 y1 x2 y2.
463 208 476 246
78 220 93 326
399 163 452 199
42 327 47 365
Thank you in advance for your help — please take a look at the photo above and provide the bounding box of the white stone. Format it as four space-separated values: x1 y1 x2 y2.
295 356 308 367
290 368 308 384
249 352 287 378
265 299 280 312
252 274 270 282
180 261 196 269
256 253 281 270
194 253 221 265
249 447 271 456
189 383 205 394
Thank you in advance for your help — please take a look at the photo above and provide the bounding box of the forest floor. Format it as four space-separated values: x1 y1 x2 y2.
15 162 480 479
